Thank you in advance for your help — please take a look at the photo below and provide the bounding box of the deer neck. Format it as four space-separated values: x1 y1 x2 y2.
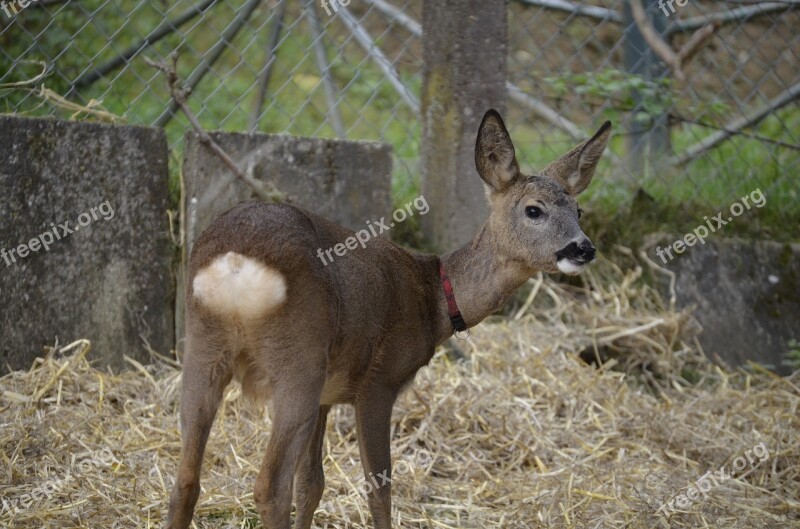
435 225 532 343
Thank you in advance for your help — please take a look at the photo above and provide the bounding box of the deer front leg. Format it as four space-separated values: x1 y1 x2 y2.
355 386 397 529
293 405 330 529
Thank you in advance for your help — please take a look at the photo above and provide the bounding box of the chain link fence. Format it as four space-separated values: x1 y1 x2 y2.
506 0 799 242
1 0 798 238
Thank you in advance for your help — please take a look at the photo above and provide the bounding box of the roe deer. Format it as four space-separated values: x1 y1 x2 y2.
165 109 611 529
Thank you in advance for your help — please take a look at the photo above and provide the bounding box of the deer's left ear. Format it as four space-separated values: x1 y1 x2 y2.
542 121 611 196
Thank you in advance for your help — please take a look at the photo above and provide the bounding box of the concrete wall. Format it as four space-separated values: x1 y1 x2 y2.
0 116 174 372
650 237 800 375
182 131 393 251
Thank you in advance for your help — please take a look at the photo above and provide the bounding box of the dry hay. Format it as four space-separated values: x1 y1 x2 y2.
1 259 798 529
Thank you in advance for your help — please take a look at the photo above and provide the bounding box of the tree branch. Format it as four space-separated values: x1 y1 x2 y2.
248 0 288 132
305 0 346 137
0 59 48 88
669 1 800 35
671 81 800 166
367 0 422 34
629 0 685 81
367 0 587 141
506 81 583 140
145 54 285 203
513 0 623 24
336 4 420 112
74 0 220 88
629 0 721 83
676 22 717 65
154 0 262 128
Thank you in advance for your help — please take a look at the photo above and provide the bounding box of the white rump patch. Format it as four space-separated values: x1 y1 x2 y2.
193 252 287 319
557 259 585 275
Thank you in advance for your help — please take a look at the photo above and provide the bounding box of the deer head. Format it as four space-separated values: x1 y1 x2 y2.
474 109 611 275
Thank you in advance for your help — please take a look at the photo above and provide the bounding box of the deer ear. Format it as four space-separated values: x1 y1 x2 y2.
475 109 520 192
542 121 611 196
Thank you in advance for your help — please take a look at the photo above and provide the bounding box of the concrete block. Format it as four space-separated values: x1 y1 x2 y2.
182 132 393 251
650 237 800 374
0 116 174 372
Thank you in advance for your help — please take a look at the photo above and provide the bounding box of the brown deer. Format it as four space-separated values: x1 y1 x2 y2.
165 109 611 529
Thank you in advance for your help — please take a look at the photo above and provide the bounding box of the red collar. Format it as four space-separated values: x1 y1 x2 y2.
439 261 468 335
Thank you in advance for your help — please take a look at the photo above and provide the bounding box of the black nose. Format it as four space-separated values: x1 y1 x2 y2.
577 240 596 262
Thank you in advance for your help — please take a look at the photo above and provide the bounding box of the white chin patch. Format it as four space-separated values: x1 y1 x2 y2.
557 259 585 275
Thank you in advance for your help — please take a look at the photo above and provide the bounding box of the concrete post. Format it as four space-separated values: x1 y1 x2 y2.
421 0 508 252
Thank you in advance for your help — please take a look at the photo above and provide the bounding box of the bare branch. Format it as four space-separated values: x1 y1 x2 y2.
249 0 288 132
336 4 420 113
305 0 346 138
145 55 285 203
669 1 800 35
629 0 685 81
511 0 796 34
506 82 583 140
676 22 718 65
671 81 800 166
74 0 220 88
368 1 586 142
155 0 262 128
367 0 422 34
629 0 722 82
34 86 122 122
513 0 623 24
0 60 48 88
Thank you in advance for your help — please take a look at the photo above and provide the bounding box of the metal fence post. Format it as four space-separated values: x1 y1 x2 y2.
623 0 671 177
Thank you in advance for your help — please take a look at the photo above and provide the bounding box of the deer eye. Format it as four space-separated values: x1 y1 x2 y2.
578 208 583 219
525 206 542 219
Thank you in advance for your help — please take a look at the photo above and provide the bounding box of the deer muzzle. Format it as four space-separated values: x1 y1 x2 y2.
555 239 596 274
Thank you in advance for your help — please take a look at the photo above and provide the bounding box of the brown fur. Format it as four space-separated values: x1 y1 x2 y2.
165 110 611 529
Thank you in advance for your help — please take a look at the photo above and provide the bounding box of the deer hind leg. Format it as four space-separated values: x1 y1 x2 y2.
292 405 331 529
252 339 326 529
165 333 232 529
